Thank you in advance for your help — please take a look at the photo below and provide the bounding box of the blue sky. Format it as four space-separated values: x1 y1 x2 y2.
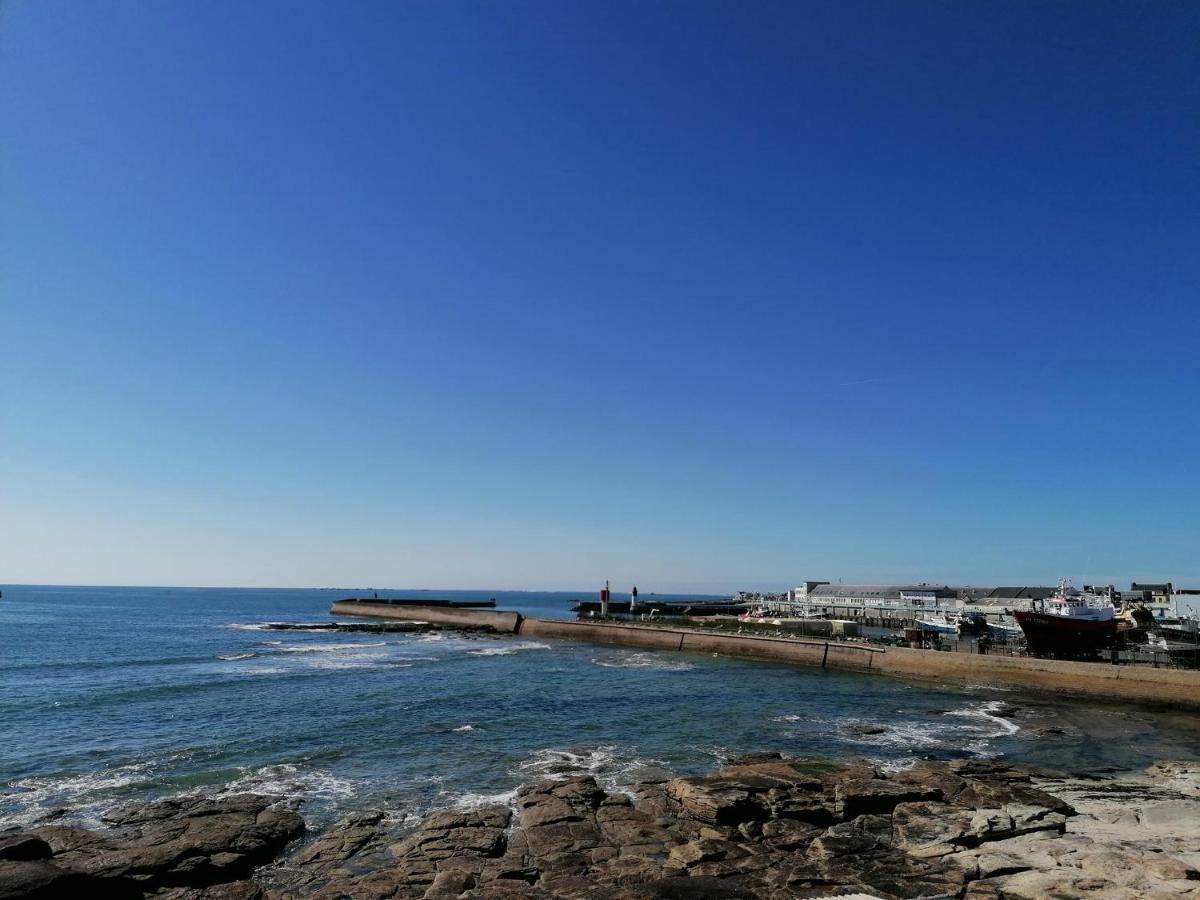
2 1 1198 591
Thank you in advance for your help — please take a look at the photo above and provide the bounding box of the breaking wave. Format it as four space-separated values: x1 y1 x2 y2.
515 746 669 795
278 642 388 654
591 651 695 671
213 763 356 804
467 642 551 657
0 761 156 829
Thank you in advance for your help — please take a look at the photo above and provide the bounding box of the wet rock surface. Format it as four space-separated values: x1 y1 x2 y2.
0 794 303 899
5 758 1200 898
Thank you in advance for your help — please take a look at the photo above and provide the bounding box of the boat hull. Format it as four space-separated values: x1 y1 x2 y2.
1014 610 1118 657
915 620 959 635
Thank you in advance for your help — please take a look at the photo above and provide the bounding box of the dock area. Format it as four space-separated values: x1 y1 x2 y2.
331 601 1200 712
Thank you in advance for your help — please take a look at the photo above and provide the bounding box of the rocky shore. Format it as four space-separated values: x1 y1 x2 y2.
4 754 1200 899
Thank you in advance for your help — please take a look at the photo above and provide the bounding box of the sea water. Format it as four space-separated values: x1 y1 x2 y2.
4 584 1200 831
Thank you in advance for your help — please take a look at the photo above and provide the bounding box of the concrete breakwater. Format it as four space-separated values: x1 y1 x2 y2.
329 602 1200 711
328 600 521 633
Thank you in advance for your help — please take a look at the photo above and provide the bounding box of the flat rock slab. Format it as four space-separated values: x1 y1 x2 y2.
0 794 302 898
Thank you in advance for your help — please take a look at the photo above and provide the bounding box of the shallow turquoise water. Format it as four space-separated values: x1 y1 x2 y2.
3 584 1200 829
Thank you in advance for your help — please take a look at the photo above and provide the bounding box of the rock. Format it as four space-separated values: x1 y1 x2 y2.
21 794 303 895
423 868 476 896
288 811 387 868
724 752 783 766
157 881 264 900
834 777 941 819
623 767 676 786
666 777 764 826
519 797 581 829
630 874 760 897
26 753 1200 900
0 859 109 900
0 835 51 862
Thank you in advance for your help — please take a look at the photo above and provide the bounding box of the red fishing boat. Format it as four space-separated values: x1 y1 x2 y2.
1014 580 1117 658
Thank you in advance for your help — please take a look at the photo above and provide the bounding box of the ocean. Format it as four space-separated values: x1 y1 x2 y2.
4 584 1200 832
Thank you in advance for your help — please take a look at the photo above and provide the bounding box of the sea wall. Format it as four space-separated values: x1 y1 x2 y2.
517 619 1200 710
331 603 1200 710
329 601 522 633
519 618 880 672
873 644 1200 707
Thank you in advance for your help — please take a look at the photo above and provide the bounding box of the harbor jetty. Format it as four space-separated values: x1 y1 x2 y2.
337 596 497 608
329 601 1200 711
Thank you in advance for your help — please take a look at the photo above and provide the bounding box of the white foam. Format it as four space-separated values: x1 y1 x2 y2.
872 757 920 774
382 809 423 828
827 700 1022 760
0 761 154 829
453 725 476 732
304 657 389 670
836 720 946 751
279 642 388 654
770 714 804 723
235 666 288 676
590 651 695 671
515 746 668 796
964 682 1015 693
948 701 1022 737
700 745 733 764
214 764 356 803
449 788 517 810
221 623 284 631
218 653 256 661
467 641 551 657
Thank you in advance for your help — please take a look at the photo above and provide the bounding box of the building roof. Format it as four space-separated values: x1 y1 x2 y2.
806 584 958 599
985 586 1057 600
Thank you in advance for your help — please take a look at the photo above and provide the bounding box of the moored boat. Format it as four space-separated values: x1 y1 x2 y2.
955 612 991 635
987 621 1024 641
1014 579 1117 658
915 617 960 636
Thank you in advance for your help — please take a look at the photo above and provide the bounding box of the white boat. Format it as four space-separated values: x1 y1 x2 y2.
915 618 960 636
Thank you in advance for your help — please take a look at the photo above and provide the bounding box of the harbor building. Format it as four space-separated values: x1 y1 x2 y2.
736 579 1196 625
739 582 1060 623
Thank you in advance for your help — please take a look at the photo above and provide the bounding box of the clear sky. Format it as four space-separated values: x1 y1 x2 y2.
2 1 1198 592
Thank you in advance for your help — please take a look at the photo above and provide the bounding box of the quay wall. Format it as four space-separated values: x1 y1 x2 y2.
329 601 522 633
518 619 880 672
332 604 1200 710
873 645 1200 707
517 619 1200 709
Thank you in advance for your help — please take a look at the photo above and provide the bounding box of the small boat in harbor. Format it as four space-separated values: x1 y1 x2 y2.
915 617 960 636
1014 580 1117 658
987 621 1024 641
955 612 991 636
